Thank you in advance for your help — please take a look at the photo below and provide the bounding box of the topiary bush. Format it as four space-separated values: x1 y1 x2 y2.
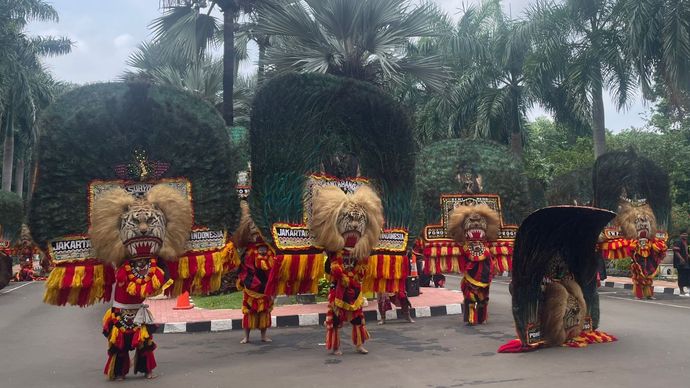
249 73 416 245
29 82 241 248
415 139 532 226
0 191 23 241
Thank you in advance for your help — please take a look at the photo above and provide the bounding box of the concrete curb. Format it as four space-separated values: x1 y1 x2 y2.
602 280 681 295
157 303 463 334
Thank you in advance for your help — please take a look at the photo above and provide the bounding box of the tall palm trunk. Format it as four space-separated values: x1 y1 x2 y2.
509 87 523 156
2 112 15 192
14 158 24 198
222 6 236 126
591 64 606 158
257 37 267 84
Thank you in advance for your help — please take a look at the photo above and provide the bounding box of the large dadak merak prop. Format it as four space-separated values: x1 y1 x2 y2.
34 83 240 380
447 204 503 325
498 206 617 353
417 193 516 325
248 73 416 346
594 151 670 300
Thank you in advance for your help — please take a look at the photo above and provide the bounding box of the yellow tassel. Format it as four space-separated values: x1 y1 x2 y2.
90 265 105 305
151 272 161 290
46 266 65 289
178 256 190 279
108 327 119 345
297 254 307 280
127 282 137 296
139 324 149 341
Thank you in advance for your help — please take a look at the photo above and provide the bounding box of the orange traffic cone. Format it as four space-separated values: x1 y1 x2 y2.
173 291 194 310
409 255 418 277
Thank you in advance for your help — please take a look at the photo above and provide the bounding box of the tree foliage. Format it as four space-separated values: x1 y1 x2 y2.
254 0 448 91
0 191 23 241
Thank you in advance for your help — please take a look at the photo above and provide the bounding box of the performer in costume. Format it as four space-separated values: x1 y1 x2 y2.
234 202 274 344
310 185 384 355
90 185 192 380
377 291 413 324
599 199 667 299
593 150 671 300
448 204 501 325
499 206 617 353
13 225 46 280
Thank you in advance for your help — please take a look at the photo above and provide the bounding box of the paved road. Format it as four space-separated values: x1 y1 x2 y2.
2 279 689 388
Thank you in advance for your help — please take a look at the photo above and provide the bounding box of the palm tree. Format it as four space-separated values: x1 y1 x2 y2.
0 0 72 194
517 0 637 158
410 1 536 155
620 0 690 110
156 0 263 126
253 0 449 91
124 40 255 125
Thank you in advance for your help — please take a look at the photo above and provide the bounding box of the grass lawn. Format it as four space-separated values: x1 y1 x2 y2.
193 292 244 309
192 292 328 309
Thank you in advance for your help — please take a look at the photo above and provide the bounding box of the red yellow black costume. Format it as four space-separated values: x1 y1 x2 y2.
599 237 667 299
102 258 165 379
325 250 370 351
237 242 274 330
459 241 496 325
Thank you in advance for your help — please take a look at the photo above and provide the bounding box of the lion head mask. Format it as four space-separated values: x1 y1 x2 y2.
448 203 500 243
310 185 384 260
615 200 657 240
89 184 193 265
541 277 586 346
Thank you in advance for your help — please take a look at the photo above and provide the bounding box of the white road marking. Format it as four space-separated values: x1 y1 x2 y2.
602 295 690 310
0 282 35 294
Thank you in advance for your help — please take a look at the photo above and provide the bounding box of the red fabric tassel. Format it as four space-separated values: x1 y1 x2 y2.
497 339 540 353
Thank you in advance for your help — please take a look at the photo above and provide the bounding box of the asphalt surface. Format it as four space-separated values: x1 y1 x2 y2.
2 278 690 388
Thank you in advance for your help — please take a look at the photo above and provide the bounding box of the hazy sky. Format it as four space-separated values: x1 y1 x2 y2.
27 0 649 131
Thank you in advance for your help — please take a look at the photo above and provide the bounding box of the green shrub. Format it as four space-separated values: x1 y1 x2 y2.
29 82 241 247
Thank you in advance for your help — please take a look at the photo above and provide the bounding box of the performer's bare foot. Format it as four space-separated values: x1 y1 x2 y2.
240 337 249 344
377 319 385 325
405 316 415 323
330 349 343 356
261 336 272 343
145 373 158 380
114 376 125 381
355 346 368 354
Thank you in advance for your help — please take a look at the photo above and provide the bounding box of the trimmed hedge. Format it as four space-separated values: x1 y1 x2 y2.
415 139 532 226
249 73 416 245
0 191 23 241
28 82 240 248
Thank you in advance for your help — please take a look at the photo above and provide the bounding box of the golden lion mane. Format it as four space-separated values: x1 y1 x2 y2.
89 184 193 265
447 203 500 243
309 185 384 259
233 200 256 249
541 278 586 346
614 201 657 239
